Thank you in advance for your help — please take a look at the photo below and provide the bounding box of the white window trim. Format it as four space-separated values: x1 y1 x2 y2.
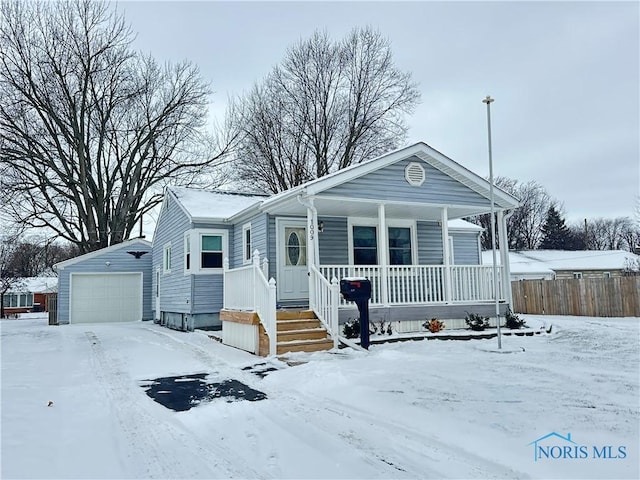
163 243 172 274
184 232 191 274
242 222 252 265
603 271 611 278
573 272 583 279
347 217 417 265
186 228 229 274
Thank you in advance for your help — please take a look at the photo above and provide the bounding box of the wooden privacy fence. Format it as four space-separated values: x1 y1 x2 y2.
511 277 640 317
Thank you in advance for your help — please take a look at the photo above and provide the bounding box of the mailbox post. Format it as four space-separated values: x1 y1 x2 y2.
339 277 372 349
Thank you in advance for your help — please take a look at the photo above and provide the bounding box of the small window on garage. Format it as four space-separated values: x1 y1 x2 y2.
573 272 582 279
603 271 611 278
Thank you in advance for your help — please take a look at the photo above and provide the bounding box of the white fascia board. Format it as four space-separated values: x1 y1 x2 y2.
53 238 152 270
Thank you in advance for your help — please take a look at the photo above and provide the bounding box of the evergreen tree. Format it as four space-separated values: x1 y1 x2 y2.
539 206 573 249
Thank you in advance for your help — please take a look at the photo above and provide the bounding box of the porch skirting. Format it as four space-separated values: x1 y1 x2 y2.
338 303 509 331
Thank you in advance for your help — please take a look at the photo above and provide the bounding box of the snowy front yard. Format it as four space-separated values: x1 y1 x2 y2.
1 315 638 479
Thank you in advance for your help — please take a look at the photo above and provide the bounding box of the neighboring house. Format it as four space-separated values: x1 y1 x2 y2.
53 239 152 324
2 277 58 315
152 142 519 355
507 250 639 280
482 251 555 281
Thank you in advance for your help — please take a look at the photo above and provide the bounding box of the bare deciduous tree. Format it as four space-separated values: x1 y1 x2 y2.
574 216 638 251
0 0 237 253
230 27 421 193
467 177 555 250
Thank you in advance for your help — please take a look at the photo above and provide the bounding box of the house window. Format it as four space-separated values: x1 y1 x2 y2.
603 272 611 278
201 235 223 269
388 227 413 265
573 272 582 279
4 293 34 308
184 233 191 271
163 244 172 273
353 226 378 265
243 223 252 264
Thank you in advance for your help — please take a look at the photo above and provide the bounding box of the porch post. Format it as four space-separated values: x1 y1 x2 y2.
378 203 389 306
441 208 452 302
497 210 513 306
306 203 316 308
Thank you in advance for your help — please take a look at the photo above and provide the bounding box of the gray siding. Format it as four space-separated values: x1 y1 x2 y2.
152 196 192 315
318 217 348 264
452 233 480 264
57 239 152 324
417 221 444 264
231 212 268 268
323 156 491 207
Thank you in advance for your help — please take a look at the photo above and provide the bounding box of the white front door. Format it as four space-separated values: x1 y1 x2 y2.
277 219 309 301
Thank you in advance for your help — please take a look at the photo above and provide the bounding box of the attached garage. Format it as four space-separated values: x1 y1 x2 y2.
53 239 153 325
70 273 143 323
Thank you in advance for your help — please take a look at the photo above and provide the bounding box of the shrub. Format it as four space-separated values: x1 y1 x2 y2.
343 319 360 338
505 308 527 329
423 318 445 333
465 312 490 331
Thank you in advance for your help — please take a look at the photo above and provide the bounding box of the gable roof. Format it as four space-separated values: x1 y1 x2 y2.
7 277 58 294
167 187 267 222
53 238 152 270
482 251 555 277
517 250 639 271
260 142 520 213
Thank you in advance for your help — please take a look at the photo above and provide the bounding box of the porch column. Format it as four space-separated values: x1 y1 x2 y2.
497 210 513 306
378 203 389 305
306 203 316 308
441 208 452 302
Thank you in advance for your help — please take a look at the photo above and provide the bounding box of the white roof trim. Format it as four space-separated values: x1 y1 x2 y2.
260 142 519 212
53 238 152 270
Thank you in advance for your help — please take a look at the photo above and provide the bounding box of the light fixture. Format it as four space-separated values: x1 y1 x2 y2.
105 261 111 267
318 220 324 233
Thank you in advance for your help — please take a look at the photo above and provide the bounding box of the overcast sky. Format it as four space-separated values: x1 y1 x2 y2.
120 0 639 224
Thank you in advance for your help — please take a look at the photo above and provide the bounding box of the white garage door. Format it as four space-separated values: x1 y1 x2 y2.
70 273 142 324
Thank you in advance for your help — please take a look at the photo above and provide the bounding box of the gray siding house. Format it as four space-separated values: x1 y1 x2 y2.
152 142 519 354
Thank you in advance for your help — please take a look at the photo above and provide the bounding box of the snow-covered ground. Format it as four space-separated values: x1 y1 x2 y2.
1 314 638 479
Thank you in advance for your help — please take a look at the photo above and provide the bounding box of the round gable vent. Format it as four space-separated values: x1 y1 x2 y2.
405 162 425 186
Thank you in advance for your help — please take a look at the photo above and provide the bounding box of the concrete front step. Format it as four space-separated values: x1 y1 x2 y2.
276 338 335 354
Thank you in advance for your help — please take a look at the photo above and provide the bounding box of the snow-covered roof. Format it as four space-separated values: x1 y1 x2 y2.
447 219 483 231
482 251 555 276
517 250 639 271
168 187 266 221
7 277 58 293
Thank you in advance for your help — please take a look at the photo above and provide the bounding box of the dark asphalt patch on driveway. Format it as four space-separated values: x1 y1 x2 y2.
140 373 267 411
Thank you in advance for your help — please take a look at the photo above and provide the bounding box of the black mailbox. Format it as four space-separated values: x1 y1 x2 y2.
340 277 372 349
340 278 372 302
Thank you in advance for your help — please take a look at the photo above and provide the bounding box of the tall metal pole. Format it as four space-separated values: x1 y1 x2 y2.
483 95 501 349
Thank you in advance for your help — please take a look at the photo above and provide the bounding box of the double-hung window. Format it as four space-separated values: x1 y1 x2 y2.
163 244 172 273
201 234 223 269
353 226 378 265
388 227 413 265
242 223 252 264
349 220 416 265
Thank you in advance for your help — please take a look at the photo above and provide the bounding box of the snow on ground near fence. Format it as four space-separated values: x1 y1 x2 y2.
1 314 638 479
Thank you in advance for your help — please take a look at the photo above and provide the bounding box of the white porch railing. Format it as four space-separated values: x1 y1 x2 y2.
309 265 339 348
223 251 277 356
319 264 505 306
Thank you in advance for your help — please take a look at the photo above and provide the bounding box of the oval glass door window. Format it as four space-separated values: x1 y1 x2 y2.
285 227 306 266
287 232 300 265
